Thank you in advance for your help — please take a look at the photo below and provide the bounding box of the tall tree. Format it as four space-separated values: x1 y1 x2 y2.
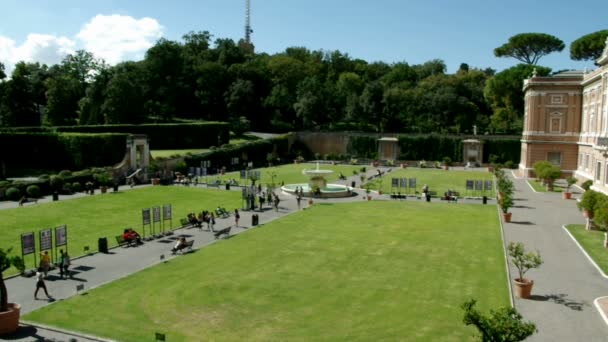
570 30 608 63
44 72 81 126
494 33 565 65
102 62 145 124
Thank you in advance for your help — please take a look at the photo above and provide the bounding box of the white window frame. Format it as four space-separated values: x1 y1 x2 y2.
547 152 561 166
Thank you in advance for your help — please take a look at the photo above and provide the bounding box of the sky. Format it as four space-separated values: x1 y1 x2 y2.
0 0 606 76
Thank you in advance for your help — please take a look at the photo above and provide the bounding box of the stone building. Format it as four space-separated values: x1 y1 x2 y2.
519 38 608 193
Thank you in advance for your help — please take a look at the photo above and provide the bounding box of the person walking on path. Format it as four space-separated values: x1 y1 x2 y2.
296 195 302 209
34 270 52 300
234 209 240 227
59 250 71 279
39 251 51 278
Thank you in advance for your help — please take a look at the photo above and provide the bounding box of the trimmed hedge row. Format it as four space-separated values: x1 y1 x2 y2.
0 132 126 176
185 135 292 171
0 168 104 200
347 134 520 163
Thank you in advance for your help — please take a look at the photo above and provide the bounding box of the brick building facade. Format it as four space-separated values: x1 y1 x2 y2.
519 39 608 194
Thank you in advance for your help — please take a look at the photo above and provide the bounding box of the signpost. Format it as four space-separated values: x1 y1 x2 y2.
163 204 172 232
142 208 151 239
55 225 68 265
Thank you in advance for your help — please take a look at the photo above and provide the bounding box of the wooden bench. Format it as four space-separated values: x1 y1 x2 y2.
172 240 194 254
19 197 38 206
213 227 231 239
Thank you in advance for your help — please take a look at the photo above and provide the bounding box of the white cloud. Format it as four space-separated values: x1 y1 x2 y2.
76 14 163 65
0 34 75 75
0 14 163 76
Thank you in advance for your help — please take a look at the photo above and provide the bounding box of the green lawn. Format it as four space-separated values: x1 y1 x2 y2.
0 187 241 273
24 201 509 341
565 224 608 274
527 180 564 193
203 163 364 187
367 168 495 197
151 136 261 158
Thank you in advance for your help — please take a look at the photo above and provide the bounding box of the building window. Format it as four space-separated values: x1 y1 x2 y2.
597 161 602 181
548 152 561 166
550 118 561 133
605 162 608 184
551 95 563 104
585 154 590 169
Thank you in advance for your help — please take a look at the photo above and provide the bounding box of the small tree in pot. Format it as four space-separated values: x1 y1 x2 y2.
508 242 542 299
577 190 601 230
563 177 577 199
0 248 25 334
501 193 514 223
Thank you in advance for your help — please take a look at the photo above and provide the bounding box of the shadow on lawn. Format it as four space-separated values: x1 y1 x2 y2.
529 293 585 311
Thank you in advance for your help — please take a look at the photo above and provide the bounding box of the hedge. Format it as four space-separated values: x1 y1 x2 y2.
55 122 229 149
0 132 126 176
185 134 292 171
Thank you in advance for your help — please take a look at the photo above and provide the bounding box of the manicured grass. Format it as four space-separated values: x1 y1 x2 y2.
528 180 564 193
203 163 364 187
150 148 210 158
367 168 496 197
0 187 241 273
24 201 509 341
565 224 608 274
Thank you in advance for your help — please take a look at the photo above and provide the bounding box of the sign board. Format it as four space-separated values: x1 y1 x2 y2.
408 178 416 188
55 225 67 247
391 178 399 187
142 208 151 225
466 180 474 190
153 206 161 223
21 232 35 255
202 167 207 176
195 167 201 176
399 178 407 188
242 188 247 199
163 204 172 220
39 228 52 251
475 180 483 191
240 170 247 179
188 167 195 176
484 180 493 191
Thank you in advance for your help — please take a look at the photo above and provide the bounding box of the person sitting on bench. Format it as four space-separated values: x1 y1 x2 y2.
172 237 187 254
123 228 142 245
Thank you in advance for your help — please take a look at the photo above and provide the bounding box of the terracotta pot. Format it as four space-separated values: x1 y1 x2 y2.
444 165 449 171
308 199 313 205
562 192 572 200
367 195 371 201
503 212 512 223
151 178 161 185
0 303 20 335
583 209 594 219
100 186 108 194
513 278 534 299
488 167 493 172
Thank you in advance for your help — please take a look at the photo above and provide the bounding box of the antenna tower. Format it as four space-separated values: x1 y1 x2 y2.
245 0 252 44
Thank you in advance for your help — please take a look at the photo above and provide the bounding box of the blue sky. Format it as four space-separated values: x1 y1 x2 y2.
1 0 606 74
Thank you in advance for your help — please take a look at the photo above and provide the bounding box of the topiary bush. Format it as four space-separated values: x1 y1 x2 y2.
72 182 82 192
26 185 41 198
50 175 65 192
58 170 72 177
6 187 20 201
582 180 593 191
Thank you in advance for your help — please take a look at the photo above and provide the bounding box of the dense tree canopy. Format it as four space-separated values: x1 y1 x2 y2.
0 29 546 135
570 30 608 63
494 33 565 65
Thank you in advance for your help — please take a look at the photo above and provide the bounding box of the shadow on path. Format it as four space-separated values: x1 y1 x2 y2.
510 221 535 225
529 293 586 311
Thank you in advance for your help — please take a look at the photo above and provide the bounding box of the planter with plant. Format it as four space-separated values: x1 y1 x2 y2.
442 157 451 171
577 190 604 230
501 193 514 222
563 177 578 199
508 242 542 299
0 248 25 334
365 185 371 200
94 171 112 194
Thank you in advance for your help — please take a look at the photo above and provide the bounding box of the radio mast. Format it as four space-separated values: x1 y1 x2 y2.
245 0 252 44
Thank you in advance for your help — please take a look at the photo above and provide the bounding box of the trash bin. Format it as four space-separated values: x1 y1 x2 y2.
225 183 230 190
113 184 119 192
483 196 488 205
426 193 431 202
52 191 59 201
252 214 259 226
98 237 108 254
351 181 356 188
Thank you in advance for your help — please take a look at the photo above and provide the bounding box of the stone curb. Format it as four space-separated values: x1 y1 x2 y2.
593 297 608 327
20 320 116 342
561 225 608 279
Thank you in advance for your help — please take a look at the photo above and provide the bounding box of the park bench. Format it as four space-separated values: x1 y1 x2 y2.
213 226 231 239
215 207 230 218
441 191 460 202
171 240 194 255
18 197 38 206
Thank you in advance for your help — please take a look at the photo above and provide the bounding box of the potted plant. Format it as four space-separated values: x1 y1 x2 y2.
94 171 112 193
501 193 514 223
577 190 599 219
365 185 371 200
442 157 451 171
563 177 578 200
508 242 542 299
0 248 25 334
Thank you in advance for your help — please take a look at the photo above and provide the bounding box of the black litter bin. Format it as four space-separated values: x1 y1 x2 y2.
225 183 230 190
426 193 431 202
52 191 59 201
113 184 119 192
351 181 356 188
252 214 259 226
482 196 488 205
98 237 108 253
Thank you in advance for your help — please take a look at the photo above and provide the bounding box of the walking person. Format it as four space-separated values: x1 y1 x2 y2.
234 209 240 227
34 269 52 300
296 195 302 209
59 249 71 279
39 251 51 278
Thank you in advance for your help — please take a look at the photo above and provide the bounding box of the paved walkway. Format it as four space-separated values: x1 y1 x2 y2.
505 173 608 341
4 167 605 341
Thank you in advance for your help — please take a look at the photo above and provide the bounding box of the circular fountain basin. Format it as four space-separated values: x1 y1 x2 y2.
281 183 354 198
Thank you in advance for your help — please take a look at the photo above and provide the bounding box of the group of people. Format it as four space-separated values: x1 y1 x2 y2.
187 211 216 230
171 236 191 254
35 249 71 300
122 228 142 245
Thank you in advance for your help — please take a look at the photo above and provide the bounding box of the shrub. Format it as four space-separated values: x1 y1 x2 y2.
462 299 536 341
63 183 72 194
26 185 41 198
504 160 515 169
72 182 82 192
58 170 72 177
577 190 601 217
50 175 65 191
6 187 21 201
38 174 49 180
582 180 593 191
174 161 188 174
